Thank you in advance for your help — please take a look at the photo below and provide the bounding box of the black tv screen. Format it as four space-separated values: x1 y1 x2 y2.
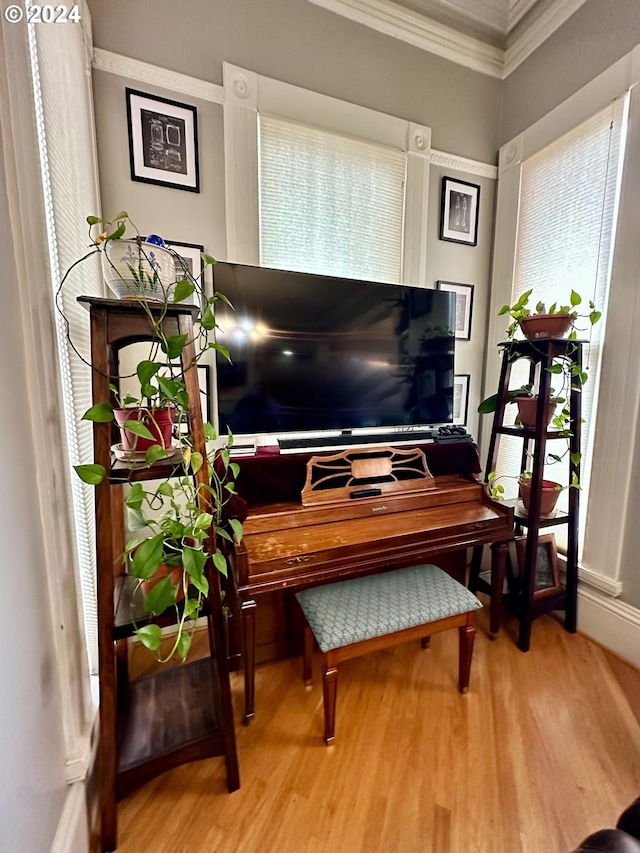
213 263 455 437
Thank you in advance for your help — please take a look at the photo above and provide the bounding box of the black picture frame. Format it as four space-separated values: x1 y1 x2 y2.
453 374 470 426
197 364 212 425
439 176 480 246
165 240 205 306
515 533 562 599
126 88 200 193
436 280 475 340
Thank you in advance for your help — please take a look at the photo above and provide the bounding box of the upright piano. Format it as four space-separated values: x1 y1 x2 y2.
229 442 513 722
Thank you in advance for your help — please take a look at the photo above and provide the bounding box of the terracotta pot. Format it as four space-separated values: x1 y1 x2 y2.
519 478 562 515
114 406 174 452
515 396 557 429
519 313 572 341
140 563 185 602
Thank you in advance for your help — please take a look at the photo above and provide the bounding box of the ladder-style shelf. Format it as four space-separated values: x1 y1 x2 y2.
474 338 582 652
80 297 239 852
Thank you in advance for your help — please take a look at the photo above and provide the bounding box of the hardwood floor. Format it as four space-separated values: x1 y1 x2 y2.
116 606 640 852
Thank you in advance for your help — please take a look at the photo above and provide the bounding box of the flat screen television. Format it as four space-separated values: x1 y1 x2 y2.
212 263 455 442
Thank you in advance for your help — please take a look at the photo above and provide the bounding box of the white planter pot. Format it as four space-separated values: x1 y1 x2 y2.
102 239 177 300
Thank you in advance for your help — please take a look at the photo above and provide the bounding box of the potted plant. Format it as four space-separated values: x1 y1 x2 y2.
478 383 560 429
498 287 601 342
67 210 242 662
486 469 578 516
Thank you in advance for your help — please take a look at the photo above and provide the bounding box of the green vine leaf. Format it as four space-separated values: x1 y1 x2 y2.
173 280 196 305
162 334 188 359
213 551 228 577
135 624 162 652
131 534 164 579
74 464 106 484
82 402 114 422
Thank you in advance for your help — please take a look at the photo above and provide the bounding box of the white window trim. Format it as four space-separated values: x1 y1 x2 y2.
222 62 432 287
483 44 640 598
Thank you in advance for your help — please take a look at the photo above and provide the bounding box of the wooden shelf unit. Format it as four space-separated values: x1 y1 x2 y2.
473 338 583 651
79 296 239 853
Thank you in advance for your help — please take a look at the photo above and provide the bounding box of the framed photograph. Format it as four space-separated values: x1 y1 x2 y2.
436 280 474 340
515 533 562 599
126 88 200 192
452 374 469 425
165 240 204 305
439 176 480 245
165 241 204 281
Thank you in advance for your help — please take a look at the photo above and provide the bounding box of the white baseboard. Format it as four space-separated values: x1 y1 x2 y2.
578 586 640 669
51 782 89 853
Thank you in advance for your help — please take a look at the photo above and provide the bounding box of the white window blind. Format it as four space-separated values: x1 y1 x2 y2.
29 19 103 675
496 100 625 551
259 115 406 283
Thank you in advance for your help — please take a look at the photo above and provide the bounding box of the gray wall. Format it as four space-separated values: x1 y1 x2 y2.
501 0 640 144
88 0 502 439
0 123 68 853
87 0 502 163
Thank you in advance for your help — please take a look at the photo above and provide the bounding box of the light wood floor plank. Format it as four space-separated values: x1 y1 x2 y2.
114 608 640 853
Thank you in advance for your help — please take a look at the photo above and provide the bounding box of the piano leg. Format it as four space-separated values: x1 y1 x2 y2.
240 598 257 723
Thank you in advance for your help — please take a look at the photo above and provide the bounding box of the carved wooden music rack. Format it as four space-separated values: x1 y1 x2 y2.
301 445 436 506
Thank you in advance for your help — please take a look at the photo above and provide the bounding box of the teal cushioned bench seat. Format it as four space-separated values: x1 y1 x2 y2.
295 563 482 744
296 563 482 652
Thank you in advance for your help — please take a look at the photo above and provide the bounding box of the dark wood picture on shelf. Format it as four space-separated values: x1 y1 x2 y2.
515 533 562 599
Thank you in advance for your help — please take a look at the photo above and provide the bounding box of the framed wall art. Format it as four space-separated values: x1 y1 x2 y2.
514 533 562 599
126 88 200 192
436 280 474 340
166 240 205 304
439 176 480 246
452 374 470 425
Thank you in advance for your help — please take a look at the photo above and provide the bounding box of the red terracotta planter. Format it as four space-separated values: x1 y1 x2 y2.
114 406 174 452
140 563 185 602
519 313 572 341
519 477 562 515
515 396 557 429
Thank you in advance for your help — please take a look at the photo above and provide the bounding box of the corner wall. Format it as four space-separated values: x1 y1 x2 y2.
501 0 640 144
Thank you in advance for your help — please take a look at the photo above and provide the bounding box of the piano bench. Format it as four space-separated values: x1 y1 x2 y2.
295 563 483 745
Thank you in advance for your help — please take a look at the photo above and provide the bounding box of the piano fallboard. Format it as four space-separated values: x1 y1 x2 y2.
235 475 513 595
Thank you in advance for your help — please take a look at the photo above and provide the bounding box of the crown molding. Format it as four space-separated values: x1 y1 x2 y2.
309 0 592 79
507 0 538 30
92 48 225 104
307 0 504 78
504 0 588 76
431 148 497 179
433 0 507 35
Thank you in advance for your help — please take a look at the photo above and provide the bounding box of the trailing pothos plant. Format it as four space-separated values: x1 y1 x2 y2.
498 287 601 342
66 211 243 662
478 287 603 499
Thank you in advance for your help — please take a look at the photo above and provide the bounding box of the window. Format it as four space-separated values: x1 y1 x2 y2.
259 115 406 282
492 99 627 555
29 19 103 677
223 62 431 288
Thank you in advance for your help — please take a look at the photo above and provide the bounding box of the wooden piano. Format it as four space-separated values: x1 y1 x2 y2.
229 442 513 722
